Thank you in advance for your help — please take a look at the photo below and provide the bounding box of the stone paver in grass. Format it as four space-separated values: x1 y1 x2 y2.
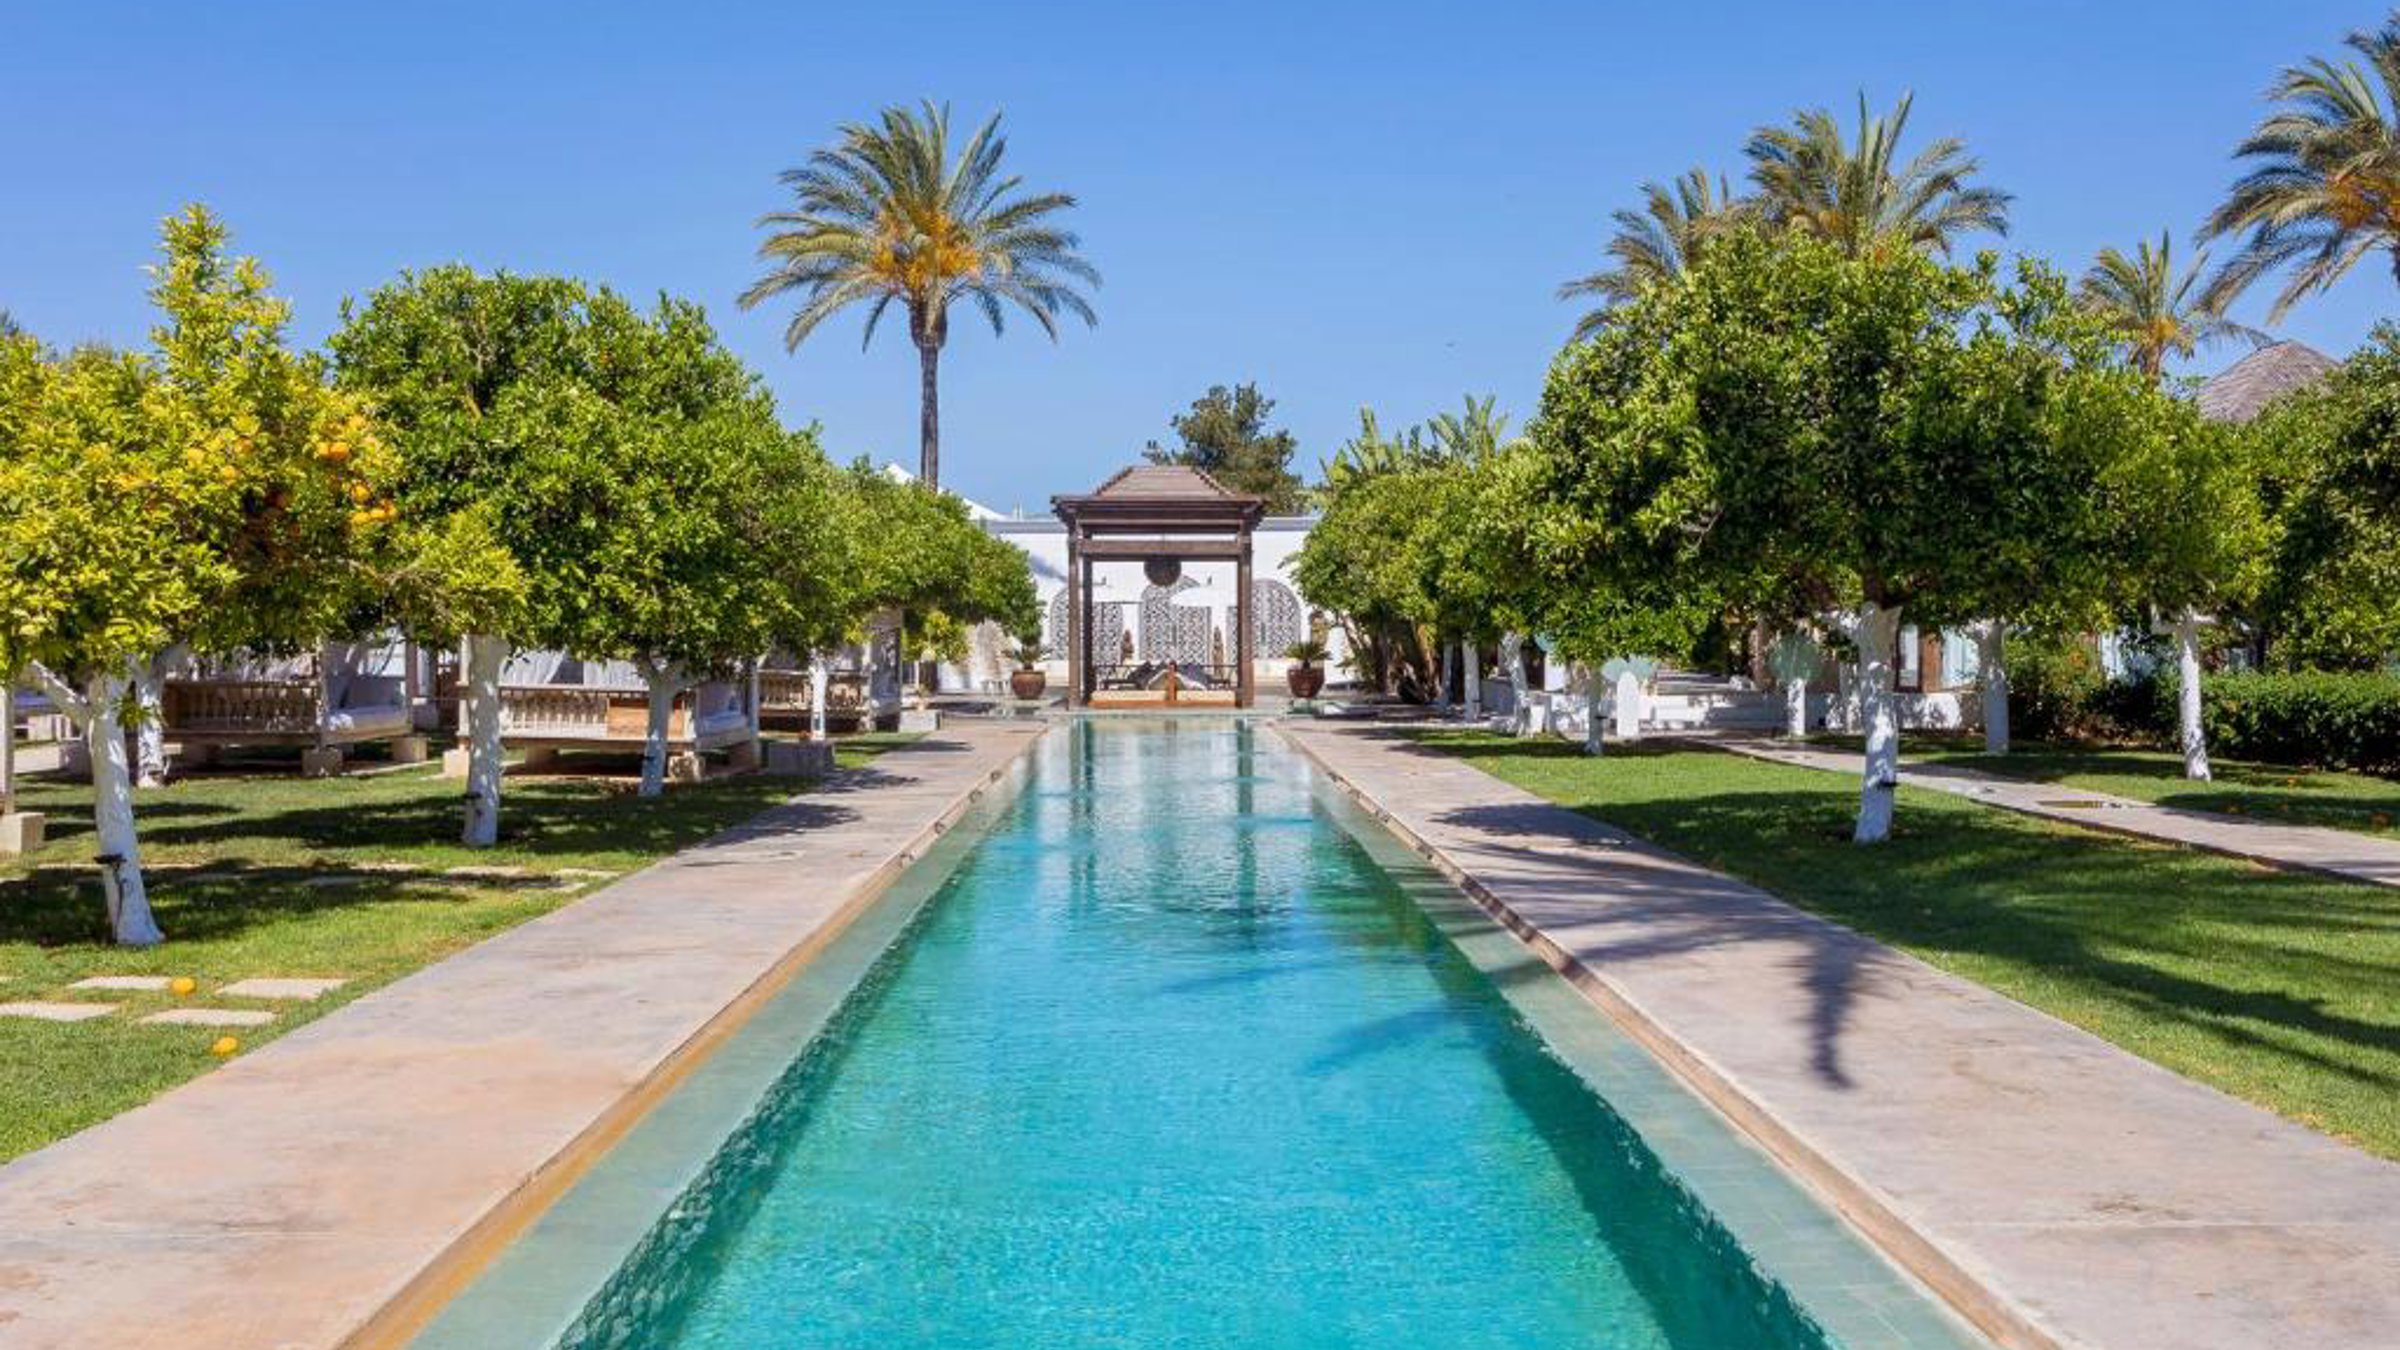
218 978 346 1001
138 1008 274 1028
0 1002 118 1022
68 976 174 993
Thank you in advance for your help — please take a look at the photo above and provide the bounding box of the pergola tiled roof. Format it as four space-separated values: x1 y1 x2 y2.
2196 341 2340 424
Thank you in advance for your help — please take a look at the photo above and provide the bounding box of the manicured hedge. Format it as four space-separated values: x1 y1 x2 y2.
2199 671 2400 775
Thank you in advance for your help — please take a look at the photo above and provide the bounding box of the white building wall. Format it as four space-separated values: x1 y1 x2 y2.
964 516 1345 693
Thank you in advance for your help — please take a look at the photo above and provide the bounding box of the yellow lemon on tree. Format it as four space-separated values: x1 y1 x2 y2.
169 976 197 996
317 441 351 463
209 1036 240 1057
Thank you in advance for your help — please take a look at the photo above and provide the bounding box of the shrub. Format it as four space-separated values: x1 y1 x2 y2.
2200 670 2400 775
2009 633 2112 741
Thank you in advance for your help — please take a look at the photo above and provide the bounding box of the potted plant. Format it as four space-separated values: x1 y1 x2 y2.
1009 640 1048 701
1285 638 1330 699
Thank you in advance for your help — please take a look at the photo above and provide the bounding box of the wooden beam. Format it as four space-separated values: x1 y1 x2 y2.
1075 537 1245 560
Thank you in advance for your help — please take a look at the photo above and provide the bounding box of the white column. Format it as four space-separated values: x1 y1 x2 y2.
1461 641 1482 722
1613 668 1643 741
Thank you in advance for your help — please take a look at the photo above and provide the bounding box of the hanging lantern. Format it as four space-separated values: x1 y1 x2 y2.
1144 556 1182 587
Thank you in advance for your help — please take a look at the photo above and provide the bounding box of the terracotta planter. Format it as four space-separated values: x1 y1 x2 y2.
1010 669 1048 700
1286 665 1325 699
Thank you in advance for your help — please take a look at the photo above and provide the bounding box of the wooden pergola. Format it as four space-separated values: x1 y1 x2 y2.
1052 465 1268 708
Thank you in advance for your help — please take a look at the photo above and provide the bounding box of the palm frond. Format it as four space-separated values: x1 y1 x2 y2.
1743 90 2010 258
2201 17 2400 319
1559 166 1742 337
742 101 1100 353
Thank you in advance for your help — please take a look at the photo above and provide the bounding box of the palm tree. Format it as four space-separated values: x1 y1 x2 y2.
1320 407 1431 491
742 101 1098 487
2200 15 2400 320
1425 393 1518 460
1558 169 1741 338
2078 232 2266 379
1745 92 2011 258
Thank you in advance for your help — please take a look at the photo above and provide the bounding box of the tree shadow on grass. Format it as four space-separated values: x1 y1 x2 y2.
0 865 511 949
114 775 800 863
1392 730 2400 1106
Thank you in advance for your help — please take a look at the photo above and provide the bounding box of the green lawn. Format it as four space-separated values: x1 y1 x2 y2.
1897 737 2400 838
1421 732 2400 1158
0 733 917 1162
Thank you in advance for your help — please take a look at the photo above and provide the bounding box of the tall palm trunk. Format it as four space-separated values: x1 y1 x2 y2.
915 335 941 488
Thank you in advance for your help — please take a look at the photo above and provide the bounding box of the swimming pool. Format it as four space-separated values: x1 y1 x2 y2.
415 719 1983 1349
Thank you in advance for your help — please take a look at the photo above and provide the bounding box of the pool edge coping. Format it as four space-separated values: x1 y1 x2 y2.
341 723 1050 1350
1269 721 2047 1350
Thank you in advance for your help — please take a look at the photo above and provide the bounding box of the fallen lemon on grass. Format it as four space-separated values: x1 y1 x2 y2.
168 976 197 996
209 1036 240 1057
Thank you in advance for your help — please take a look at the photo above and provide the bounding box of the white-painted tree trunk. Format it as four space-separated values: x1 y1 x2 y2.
637 663 683 798
2175 612 2211 782
132 657 168 788
460 634 506 847
1461 642 1482 722
808 655 830 741
1612 669 1643 741
1436 642 1454 712
1501 633 1530 736
1784 675 1810 738
1853 604 1904 844
1975 621 2010 755
86 671 162 946
1583 668 1606 757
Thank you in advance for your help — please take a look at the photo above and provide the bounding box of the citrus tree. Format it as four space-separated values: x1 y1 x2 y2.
1291 466 1447 699
1 208 399 943
1527 228 2168 841
2247 328 2400 671
840 464 1038 687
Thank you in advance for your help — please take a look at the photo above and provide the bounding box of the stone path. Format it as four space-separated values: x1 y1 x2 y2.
1278 723 2400 1350
1704 736 2400 890
0 721 1046 1350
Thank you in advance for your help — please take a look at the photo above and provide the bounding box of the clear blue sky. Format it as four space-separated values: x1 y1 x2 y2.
3 2 2388 511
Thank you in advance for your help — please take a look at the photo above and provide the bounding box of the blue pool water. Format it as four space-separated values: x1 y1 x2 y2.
601 721 1832 1349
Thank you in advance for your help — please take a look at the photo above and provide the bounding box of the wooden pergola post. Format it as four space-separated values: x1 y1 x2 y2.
1065 526 1085 710
1236 532 1255 708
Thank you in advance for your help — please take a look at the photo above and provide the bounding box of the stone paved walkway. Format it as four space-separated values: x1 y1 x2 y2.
1279 722 2400 1350
0 721 1045 1350
1704 736 2400 890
